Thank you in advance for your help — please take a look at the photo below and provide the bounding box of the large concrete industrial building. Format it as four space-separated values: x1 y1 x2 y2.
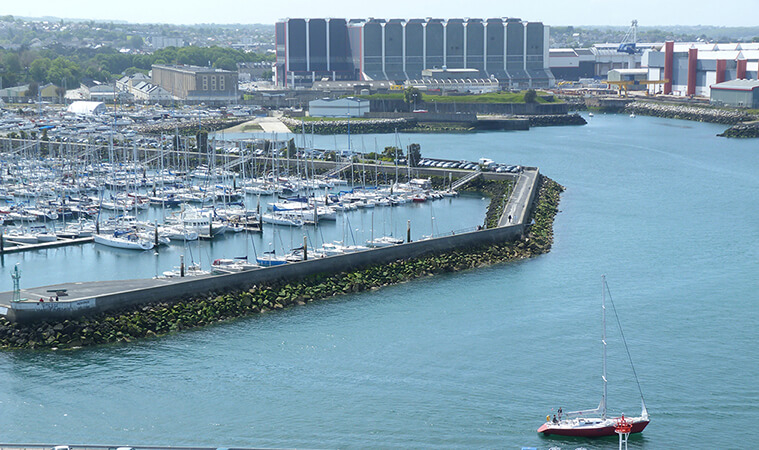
151 64 239 103
275 18 553 89
548 43 662 81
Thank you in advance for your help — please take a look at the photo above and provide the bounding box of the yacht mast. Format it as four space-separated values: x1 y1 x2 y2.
602 275 608 420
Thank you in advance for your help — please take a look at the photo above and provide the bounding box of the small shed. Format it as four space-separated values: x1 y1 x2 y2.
710 79 759 108
308 97 369 118
607 68 649 91
67 101 106 115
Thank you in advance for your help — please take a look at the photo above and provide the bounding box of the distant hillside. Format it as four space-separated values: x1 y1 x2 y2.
550 25 759 48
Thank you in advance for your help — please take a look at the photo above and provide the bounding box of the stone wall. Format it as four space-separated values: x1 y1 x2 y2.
6 224 525 323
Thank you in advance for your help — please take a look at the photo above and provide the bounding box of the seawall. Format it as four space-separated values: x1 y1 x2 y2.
368 99 570 115
717 121 759 138
625 101 756 125
4 224 524 324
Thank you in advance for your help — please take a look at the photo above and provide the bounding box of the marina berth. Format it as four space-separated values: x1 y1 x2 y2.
156 262 211 279
261 212 304 227
211 258 259 274
366 236 404 248
256 251 289 267
94 231 155 250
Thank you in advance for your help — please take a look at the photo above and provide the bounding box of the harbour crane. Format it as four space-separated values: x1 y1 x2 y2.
617 20 638 55
603 79 669 97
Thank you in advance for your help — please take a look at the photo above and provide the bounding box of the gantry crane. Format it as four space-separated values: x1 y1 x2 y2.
602 79 669 97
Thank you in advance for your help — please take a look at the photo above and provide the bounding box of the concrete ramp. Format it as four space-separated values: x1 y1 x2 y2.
257 117 292 134
452 170 481 190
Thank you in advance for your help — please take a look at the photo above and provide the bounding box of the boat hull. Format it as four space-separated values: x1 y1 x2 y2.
538 418 649 437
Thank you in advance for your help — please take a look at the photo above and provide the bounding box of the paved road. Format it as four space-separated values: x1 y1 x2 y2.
499 168 538 227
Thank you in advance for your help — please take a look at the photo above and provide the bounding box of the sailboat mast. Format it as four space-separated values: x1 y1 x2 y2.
602 275 608 420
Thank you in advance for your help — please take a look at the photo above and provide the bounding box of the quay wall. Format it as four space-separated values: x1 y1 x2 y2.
6 223 525 323
367 112 478 123
368 99 570 115
718 121 759 138
625 101 756 125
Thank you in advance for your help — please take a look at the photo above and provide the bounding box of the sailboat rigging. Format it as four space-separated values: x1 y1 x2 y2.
537 275 649 437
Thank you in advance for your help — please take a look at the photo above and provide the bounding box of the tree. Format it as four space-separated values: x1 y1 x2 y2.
25 81 38 98
3 53 21 73
213 56 237 71
407 143 421 167
47 57 82 89
524 89 538 103
196 130 209 153
382 146 403 161
286 138 296 158
403 86 422 111
126 35 144 50
30 57 51 82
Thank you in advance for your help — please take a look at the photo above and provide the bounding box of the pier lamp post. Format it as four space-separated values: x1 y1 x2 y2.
11 263 21 302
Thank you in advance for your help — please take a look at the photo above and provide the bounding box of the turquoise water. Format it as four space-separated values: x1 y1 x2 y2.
1 114 758 448
0 196 489 290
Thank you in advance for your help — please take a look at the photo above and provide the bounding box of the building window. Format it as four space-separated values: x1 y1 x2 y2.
211 76 217 90
220 76 225 90
202 76 208 90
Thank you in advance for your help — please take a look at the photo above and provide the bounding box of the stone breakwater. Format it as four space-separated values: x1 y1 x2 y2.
136 118 248 135
520 113 587 127
0 177 563 350
281 117 416 134
718 122 759 138
625 102 756 125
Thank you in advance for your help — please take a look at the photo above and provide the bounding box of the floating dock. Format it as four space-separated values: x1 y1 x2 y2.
0 236 95 254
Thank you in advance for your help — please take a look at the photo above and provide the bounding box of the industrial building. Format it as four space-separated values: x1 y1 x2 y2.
151 64 238 103
710 79 759 108
643 42 759 97
548 43 661 81
275 18 553 89
308 97 370 117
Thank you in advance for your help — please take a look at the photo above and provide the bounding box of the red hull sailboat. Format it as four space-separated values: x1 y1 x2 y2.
538 276 650 438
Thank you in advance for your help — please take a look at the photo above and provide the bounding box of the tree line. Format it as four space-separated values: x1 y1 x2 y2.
1 45 273 91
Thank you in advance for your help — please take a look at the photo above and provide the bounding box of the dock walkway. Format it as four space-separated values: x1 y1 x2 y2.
499 169 538 227
0 237 94 254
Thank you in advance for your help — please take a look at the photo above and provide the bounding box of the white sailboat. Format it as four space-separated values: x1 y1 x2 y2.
94 231 155 250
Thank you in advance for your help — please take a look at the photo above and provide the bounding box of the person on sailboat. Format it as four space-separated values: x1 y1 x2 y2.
558 407 563 421
552 415 558 424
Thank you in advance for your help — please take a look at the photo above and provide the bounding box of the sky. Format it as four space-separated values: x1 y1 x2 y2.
3 0 756 27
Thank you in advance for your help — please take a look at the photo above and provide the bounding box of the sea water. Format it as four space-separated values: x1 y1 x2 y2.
0 114 757 449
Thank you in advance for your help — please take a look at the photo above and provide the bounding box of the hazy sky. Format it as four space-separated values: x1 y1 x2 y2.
4 0 755 27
